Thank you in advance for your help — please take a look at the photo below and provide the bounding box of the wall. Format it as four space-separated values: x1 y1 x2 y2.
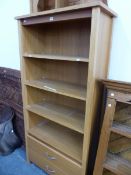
0 1 131 82
0 0 29 70
108 0 131 82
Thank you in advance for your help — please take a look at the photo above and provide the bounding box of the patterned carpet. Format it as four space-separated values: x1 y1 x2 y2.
0 147 47 175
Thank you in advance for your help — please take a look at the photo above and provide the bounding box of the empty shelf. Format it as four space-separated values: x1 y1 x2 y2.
27 102 85 134
108 136 131 154
25 79 86 101
28 122 83 163
23 53 89 62
120 148 131 162
104 153 131 175
111 123 131 139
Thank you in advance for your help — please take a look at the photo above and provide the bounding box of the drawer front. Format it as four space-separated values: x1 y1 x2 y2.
29 148 67 175
27 136 82 175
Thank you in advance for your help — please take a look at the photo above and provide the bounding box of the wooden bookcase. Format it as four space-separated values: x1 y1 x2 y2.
17 2 116 175
93 80 131 175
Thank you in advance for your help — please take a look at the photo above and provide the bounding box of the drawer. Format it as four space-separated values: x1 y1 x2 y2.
29 148 67 175
27 135 82 175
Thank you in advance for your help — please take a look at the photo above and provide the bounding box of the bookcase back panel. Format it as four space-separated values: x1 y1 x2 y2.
23 19 91 58
38 0 55 11
58 0 81 8
28 111 44 128
24 58 88 86
26 86 85 112
114 102 131 126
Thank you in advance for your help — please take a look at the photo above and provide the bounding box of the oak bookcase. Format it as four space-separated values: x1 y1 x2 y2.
17 2 116 175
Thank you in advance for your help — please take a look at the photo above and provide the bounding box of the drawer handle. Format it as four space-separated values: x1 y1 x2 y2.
45 165 55 174
44 152 56 160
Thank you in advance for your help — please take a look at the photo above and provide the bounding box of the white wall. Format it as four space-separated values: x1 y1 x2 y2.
108 0 131 82
0 1 131 82
0 0 29 70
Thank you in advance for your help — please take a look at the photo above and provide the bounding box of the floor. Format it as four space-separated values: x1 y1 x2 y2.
0 147 47 175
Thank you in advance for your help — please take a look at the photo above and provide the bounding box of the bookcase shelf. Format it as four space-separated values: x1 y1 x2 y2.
104 153 131 175
111 122 131 139
103 170 115 175
27 101 85 134
17 4 115 175
23 53 89 62
21 20 91 59
28 121 83 163
26 85 85 112
25 79 86 101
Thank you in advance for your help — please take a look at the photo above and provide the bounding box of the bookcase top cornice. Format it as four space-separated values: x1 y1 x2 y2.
103 79 131 92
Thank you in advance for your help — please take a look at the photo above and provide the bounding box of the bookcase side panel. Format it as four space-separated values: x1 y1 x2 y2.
82 7 113 175
18 21 30 161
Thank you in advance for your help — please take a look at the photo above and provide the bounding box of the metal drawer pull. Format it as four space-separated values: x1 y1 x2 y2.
44 152 56 160
45 165 55 174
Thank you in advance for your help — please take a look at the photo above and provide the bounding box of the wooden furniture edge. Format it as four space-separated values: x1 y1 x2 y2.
15 2 117 20
19 8 92 26
103 79 131 92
